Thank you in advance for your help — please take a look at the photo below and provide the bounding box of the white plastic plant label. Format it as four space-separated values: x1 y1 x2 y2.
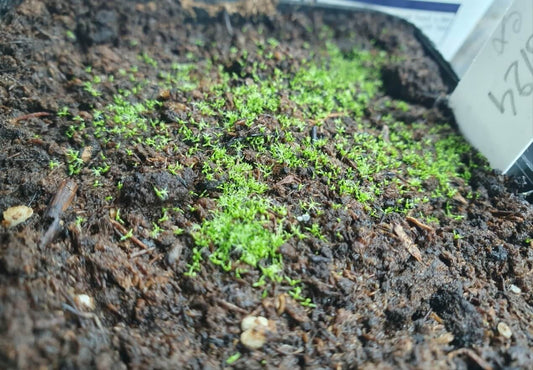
282 0 494 62
449 0 533 181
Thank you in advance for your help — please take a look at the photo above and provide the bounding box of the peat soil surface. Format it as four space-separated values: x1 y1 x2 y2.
1 1 532 369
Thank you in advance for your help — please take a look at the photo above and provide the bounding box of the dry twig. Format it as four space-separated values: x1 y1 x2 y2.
40 180 78 248
406 216 434 232
13 111 51 123
393 223 423 263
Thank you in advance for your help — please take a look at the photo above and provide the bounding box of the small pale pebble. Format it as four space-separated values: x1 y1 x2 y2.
497 322 512 339
2 205 33 228
240 315 273 350
509 284 521 294
435 332 454 344
74 294 95 311
240 327 266 350
241 315 269 331
296 213 310 222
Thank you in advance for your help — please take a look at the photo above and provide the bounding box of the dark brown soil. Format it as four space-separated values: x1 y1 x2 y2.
1 1 532 369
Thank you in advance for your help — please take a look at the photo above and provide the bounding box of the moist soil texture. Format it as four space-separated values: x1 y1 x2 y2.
1 1 532 369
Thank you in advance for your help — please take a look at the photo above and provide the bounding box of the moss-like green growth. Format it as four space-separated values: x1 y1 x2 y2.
57 37 481 305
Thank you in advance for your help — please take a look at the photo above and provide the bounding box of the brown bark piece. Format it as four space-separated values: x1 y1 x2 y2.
393 223 423 263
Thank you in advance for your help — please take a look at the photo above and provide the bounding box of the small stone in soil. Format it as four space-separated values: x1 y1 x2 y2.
2 205 33 228
509 284 521 294
497 322 512 339
240 315 274 350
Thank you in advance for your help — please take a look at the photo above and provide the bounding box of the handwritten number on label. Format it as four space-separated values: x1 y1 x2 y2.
488 33 533 115
488 90 516 116
504 61 533 96
492 12 522 55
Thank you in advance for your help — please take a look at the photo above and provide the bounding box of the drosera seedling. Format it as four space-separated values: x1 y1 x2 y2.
153 186 168 201
49 160 60 170
120 229 134 241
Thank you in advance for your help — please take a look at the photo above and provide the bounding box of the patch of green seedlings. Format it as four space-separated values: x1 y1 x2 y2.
290 43 383 119
187 146 291 290
57 35 479 306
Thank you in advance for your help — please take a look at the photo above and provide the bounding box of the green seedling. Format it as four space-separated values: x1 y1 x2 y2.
66 30 76 41
120 229 134 241
115 208 125 224
49 160 60 170
57 106 70 117
150 222 163 238
226 353 241 365
65 149 84 175
74 216 85 226
153 186 168 200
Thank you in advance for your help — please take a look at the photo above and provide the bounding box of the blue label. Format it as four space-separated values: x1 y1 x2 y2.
339 0 460 13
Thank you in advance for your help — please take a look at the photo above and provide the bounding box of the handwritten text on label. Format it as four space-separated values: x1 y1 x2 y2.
488 33 533 116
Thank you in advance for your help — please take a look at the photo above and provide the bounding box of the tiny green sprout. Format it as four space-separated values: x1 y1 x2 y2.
285 276 301 286
49 160 60 170
226 353 241 365
84 65 92 73
252 275 267 288
290 224 307 240
74 216 85 226
120 229 134 241
453 230 463 240
93 179 102 187
287 285 316 307
395 100 409 112
83 81 101 97
66 30 76 41
57 106 70 117
158 208 170 223
153 186 168 200
105 196 113 202
150 222 163 238
267 37 279 47
139 52 157 67
65 148 84 175
72 114 84 122
445 201 465 221
168 162 183 175
300 298 316 308
289 286 304 300
115 209 125 224
117 181 123 191
307 223 325 240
